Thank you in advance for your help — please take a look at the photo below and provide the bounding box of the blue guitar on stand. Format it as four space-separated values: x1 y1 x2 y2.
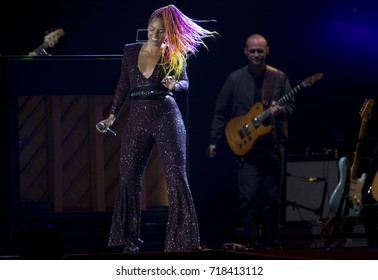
322 99 374 243
329 98 374 216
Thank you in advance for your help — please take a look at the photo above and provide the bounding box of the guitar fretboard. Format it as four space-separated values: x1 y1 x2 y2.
277 84 302 106
255 83 302 124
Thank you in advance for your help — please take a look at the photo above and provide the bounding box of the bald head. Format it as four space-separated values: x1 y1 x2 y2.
245 34 268 49
244 34 269 70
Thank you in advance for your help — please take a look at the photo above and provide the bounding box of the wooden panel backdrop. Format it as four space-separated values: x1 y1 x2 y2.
18 95 168 212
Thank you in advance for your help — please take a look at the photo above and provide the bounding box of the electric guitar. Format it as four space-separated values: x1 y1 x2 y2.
322 99 374 243
329 98 374 215
371 171 378 202
321 156 348 244
349 99 374 212
224 73 323 156
30 28 65 56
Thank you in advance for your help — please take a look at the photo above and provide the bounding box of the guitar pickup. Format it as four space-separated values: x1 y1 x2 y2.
252 118 260 127
238 125 251 139
242 125 251 136
238 129 245 139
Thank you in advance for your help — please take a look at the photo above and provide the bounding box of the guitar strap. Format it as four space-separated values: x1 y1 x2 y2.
262 65 279 105
262 65 290 142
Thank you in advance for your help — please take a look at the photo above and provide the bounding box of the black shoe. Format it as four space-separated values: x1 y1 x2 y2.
123 245 139 254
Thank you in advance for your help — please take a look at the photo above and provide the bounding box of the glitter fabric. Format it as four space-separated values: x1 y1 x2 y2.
107 42 200 252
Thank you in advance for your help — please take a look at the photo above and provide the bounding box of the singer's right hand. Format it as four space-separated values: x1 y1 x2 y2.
96 114 116 133
206 144 217 159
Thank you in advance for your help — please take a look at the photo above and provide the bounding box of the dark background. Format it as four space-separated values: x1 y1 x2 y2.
2 0 377 151
2 0 378 246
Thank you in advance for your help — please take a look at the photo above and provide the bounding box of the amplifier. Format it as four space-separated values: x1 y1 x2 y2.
285 159 339 222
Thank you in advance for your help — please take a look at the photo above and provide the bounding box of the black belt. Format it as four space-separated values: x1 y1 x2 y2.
131 94 172 100
130 85 172 100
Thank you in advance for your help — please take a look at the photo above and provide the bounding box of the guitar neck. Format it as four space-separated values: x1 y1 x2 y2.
31 43 48 55
257 83 303 123
351 119 368 180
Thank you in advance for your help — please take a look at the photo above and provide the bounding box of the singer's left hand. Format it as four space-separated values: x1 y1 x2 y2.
161 76 177 91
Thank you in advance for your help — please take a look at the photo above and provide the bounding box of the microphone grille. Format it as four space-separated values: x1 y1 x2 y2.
96 122 106 130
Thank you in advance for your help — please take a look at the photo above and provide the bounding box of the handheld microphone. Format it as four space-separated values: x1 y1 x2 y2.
96 122 117 137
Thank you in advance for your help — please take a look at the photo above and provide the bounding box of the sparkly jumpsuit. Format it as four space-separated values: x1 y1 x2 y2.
107 42 200 252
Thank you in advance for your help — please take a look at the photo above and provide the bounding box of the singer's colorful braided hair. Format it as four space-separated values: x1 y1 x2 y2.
149 4 218 78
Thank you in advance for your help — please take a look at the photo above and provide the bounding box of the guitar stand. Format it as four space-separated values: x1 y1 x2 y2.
285 200 322 216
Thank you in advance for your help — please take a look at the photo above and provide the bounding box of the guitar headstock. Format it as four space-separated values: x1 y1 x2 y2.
43 28 65 48
302 72 323 87
359 98 375 120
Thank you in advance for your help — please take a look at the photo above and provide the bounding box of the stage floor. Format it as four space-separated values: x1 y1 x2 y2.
1 207 376 260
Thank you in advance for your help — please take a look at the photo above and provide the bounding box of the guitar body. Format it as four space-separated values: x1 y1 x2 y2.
224 73 323 156
322 157 351 243
329 157 366 216
225 102 273 156
371 171 378 202
329 156 348 214
349 173 366 213
322 171 366 243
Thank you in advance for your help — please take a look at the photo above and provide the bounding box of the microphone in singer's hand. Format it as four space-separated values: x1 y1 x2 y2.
96 122 117 137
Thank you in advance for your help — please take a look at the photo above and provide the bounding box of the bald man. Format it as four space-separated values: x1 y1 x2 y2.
206 34 295 250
